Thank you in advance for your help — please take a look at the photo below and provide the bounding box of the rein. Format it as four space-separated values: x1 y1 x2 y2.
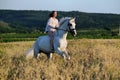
57 28 69 32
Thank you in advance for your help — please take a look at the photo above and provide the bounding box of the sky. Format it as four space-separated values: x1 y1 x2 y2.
0 0 120 14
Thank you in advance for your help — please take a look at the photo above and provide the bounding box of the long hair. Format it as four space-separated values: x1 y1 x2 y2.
49 11 56 17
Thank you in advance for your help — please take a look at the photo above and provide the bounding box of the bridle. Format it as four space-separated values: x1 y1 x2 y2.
56 19 76 32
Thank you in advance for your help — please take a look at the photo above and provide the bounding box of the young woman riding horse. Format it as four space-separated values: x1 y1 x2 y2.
26 16 77 60
45 11 59 52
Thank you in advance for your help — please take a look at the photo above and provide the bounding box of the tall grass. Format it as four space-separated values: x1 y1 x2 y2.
0 39 120 80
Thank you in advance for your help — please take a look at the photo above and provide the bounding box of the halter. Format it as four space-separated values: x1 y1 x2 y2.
56 19 75 32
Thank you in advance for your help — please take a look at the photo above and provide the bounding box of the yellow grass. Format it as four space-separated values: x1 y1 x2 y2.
0 39 120 80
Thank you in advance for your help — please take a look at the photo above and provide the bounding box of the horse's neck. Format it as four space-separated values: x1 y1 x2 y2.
55 22 68 39
56 29 68 39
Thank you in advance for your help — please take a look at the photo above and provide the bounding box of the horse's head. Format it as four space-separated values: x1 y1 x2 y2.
59 17 77 37
68 17 77 37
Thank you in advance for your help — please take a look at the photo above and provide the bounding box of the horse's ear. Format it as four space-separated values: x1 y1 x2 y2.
71 17 76 20
73 17 76 20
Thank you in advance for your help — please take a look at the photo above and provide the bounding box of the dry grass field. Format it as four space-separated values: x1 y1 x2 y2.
0 39 120 80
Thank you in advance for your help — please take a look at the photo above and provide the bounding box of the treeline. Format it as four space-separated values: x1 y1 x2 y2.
0 10 120 33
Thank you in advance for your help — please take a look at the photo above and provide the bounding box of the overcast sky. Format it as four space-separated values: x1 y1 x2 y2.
0 0 120 14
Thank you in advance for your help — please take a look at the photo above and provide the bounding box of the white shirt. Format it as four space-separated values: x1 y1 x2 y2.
45 17 59 32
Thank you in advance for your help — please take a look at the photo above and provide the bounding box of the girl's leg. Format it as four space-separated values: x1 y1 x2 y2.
48 31 54 50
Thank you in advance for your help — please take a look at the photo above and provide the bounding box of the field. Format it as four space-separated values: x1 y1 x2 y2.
0 29 120 42
0 39 120 80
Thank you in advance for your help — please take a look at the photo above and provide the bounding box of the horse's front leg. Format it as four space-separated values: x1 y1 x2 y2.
55 48 70 60
63 49 70 60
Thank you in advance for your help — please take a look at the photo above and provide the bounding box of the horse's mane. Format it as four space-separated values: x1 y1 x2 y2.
59 17 71 26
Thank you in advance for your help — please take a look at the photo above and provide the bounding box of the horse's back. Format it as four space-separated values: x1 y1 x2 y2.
37 35 49 41
36 35 50 45
34 35 50 51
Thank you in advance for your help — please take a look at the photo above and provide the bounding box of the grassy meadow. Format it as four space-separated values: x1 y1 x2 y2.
0 29 120 42
0 39 120 80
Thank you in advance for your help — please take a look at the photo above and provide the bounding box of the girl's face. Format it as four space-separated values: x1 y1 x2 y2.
53 11 57 18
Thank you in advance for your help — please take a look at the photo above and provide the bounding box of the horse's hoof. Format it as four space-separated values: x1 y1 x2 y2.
61 54 66 59
68 56 70 60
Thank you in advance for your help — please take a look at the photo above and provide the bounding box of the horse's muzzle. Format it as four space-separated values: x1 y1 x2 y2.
70 29 77 37
73 30 77 37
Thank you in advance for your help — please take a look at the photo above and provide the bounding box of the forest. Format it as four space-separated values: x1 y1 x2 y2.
0 10 120 42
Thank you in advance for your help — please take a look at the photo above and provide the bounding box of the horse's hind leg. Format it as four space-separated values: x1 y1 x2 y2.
46 53 53 59
34 48 39 58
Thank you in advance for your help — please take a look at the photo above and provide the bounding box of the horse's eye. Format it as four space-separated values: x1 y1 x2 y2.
68 23 72 26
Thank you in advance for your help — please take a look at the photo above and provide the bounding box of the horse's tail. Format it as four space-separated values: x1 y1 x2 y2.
25 47 34 59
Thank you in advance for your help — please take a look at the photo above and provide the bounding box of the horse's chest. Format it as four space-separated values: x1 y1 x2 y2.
59 40 67 48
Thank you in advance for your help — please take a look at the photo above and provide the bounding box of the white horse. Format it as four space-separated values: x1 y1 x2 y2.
26 17 77 60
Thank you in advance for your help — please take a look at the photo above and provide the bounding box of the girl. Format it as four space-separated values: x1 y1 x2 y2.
45 11 59 51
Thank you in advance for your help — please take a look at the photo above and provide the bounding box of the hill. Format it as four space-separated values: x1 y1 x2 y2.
0 10 120 33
